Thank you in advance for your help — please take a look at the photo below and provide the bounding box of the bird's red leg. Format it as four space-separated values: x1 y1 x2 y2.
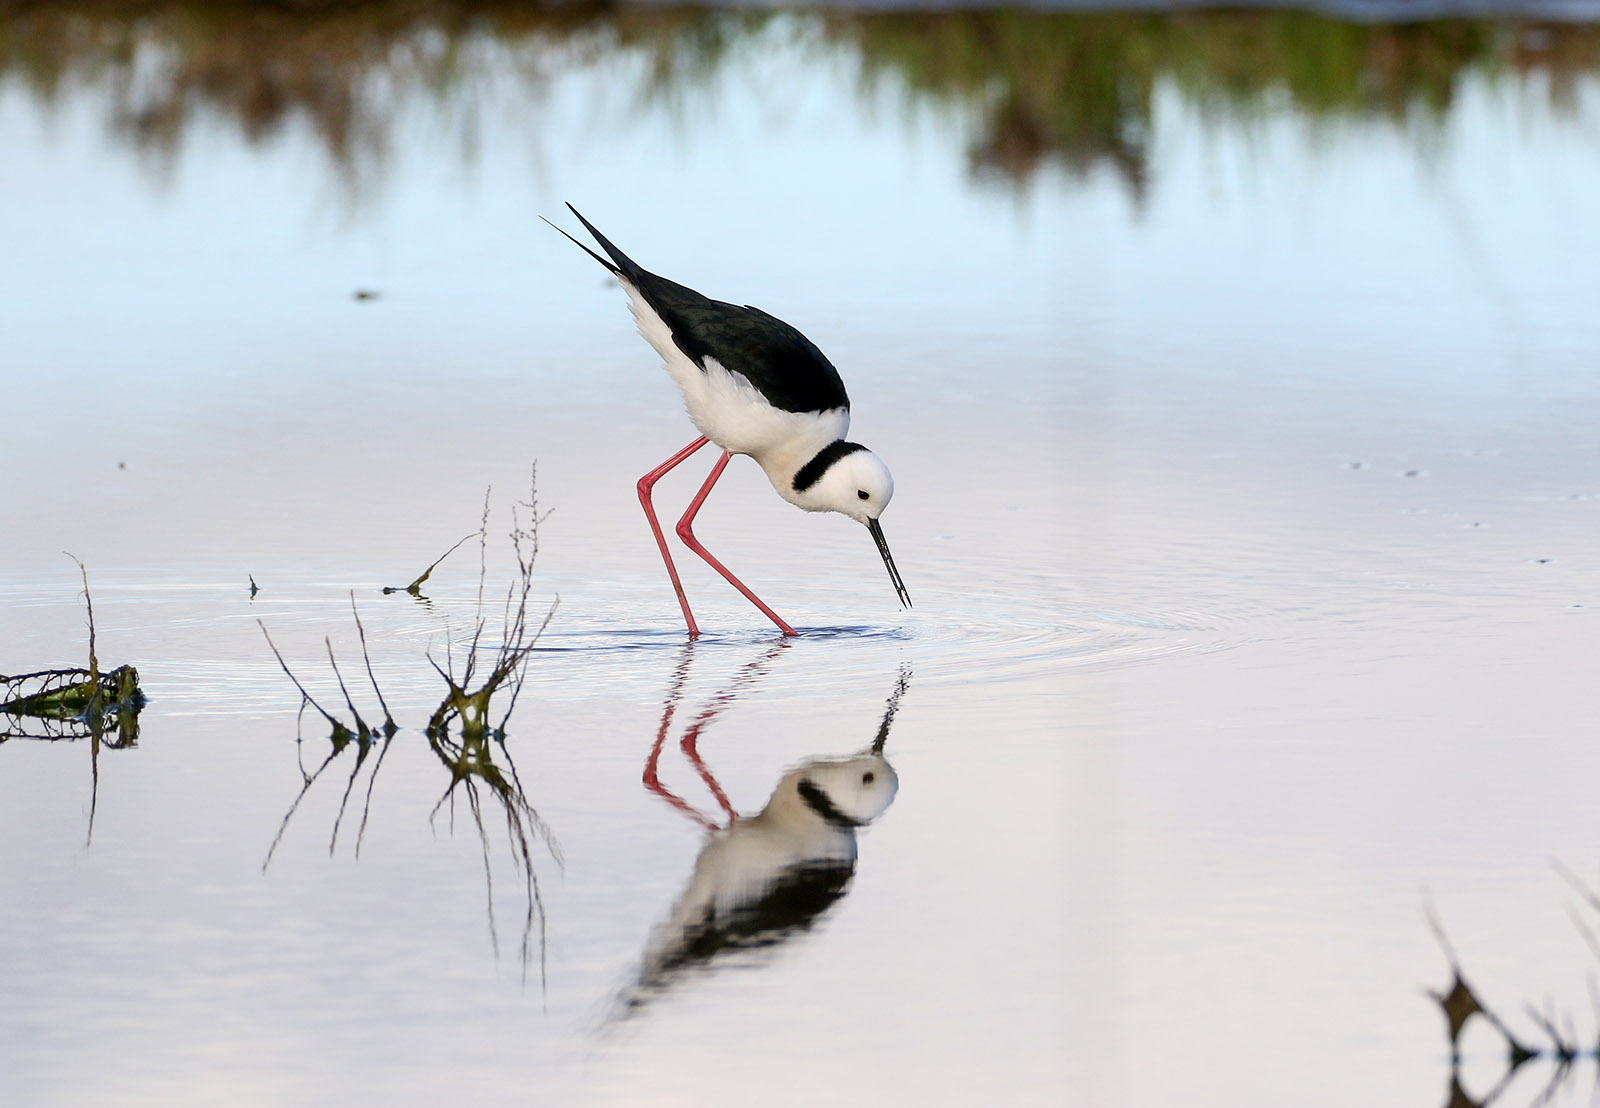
675 450 799 637
639 436 711 637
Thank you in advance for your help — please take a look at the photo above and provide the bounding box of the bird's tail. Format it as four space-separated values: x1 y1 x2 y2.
542 203 645 281
540 214 616 275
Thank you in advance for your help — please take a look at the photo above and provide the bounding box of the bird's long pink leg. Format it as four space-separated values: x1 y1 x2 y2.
639 436 711 637
675 450 798 637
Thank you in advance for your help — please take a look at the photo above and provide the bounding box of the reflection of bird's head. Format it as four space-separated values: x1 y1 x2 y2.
624 750 900 1016
764 753 898 832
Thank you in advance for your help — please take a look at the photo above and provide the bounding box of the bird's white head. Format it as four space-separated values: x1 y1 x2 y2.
789 441 910 608
804 447 895 524
770 753 899 830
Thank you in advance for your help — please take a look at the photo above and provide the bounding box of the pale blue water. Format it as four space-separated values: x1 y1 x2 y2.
3 10 1599 1106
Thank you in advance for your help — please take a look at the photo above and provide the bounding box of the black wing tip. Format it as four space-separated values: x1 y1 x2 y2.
560 204 640 279
543 210 618 275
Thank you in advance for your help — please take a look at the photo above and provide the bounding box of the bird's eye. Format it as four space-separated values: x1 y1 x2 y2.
862 772 875 784
857 489 869 501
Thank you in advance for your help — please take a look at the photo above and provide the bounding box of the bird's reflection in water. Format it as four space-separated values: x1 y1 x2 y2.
620 648 909 1014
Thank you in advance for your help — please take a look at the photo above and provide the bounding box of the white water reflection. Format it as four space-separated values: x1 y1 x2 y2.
2 6 1600 1108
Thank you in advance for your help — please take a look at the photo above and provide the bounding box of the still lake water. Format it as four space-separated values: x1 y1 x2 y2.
3 6 1600 1105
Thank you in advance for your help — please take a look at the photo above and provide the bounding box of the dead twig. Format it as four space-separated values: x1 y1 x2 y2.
260 469 558 983
384 531 475 596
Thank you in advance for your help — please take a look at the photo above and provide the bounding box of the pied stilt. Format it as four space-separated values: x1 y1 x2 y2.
546 204 910 637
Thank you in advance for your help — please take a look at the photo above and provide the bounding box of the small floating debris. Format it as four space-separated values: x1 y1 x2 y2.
2 558 145 742
353 289 380 301
3 665 144 721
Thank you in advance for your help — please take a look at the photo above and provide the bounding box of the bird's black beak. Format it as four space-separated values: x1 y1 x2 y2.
867 518 911 609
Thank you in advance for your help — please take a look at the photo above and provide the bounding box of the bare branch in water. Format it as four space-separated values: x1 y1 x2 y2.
1424 895 1535 1067
1418 868 1600 1103
326 639 372 740
3 562 144 852
258 621 349 740
66 553 99 694
466 487 494 689
260 471 557 983
384 531 475 596
350 593 396 735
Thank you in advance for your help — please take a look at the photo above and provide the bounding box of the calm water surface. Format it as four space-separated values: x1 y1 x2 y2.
3 6 1600 1106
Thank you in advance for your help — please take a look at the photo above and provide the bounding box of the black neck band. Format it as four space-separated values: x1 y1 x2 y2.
792 440 868 493
797 778 865 829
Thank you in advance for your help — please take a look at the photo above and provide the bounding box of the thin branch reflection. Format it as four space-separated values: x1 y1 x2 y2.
259 475 560 981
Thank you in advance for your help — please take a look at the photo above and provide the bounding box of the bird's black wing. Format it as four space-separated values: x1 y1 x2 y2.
558 205 850 414
634 272 851 415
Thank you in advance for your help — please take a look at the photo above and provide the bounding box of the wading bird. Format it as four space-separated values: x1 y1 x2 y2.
547 205 910 637
617 653 908 1013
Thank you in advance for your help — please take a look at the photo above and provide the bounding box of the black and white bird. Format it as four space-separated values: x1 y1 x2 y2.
618 664 910 1014
628 750 898 1003
547 205 910 637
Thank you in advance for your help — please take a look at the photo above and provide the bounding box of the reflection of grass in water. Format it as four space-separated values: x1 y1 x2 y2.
260 474 560 980
836 12 1594 197
0 1 758 198
1 3 1596 200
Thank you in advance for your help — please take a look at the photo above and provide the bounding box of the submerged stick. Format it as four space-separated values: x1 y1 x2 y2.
1424 896 1536 1067
384 531 475 596
349 593 396 735
258 621 348 738
65 553 100 711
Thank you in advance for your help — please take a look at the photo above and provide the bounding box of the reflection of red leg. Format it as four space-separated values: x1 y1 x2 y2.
681 716 738 824
643 648 719 830
639 437 710 637
641 642 789 831
675 451 798 637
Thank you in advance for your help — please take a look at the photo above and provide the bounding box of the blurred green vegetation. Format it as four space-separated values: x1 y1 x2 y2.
831 10 1596 196
1 0 1595 196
